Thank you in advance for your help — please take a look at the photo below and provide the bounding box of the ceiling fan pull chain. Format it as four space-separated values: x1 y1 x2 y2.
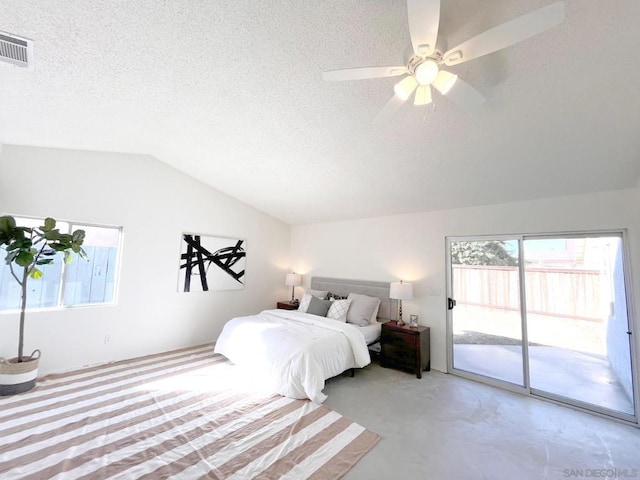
423 101 437 123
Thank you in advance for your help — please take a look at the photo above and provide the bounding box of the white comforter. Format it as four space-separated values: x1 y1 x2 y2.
214 309 371 403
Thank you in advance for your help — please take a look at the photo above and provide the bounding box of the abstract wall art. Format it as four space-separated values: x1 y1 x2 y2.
178 234 246 292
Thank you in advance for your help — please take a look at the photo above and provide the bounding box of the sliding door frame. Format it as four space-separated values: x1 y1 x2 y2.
446 230 639 425
445 234 529 396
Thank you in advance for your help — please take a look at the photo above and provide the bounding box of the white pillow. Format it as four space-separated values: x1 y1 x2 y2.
346 293 381 327
327 299 351 323
305 289 329 300
298 293 313 312
370 302 380 323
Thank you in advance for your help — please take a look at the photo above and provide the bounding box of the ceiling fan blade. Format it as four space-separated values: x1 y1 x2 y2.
407 0 441 57
442 77 486 109
442 1 565 66
373 94 407 125
323 66 408 81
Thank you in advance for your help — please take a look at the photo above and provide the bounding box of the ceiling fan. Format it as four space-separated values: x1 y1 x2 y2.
323 0 565 123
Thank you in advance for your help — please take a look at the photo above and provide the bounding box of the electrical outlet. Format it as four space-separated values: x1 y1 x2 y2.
104 335 111 344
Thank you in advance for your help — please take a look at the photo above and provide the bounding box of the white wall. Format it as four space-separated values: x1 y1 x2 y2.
291 187 640 373
0 145 291 375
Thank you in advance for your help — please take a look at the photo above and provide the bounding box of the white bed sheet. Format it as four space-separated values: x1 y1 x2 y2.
214 309 370 403
359 321 382 344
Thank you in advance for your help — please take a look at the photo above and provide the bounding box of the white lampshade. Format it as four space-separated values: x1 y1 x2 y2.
390 281 413 300
414 85 432 106
432 70 458 95
393 75 418 101
285 273 302 287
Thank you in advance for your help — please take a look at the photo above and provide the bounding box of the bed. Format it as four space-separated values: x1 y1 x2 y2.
214 277 397 403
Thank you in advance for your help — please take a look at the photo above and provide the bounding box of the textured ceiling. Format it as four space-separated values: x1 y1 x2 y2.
0 0 639 225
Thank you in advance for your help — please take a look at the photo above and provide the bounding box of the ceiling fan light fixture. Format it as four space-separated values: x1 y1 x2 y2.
414 59 439 85
414 85 432 106
394 75 418 101
323 1 565 119
433 70 458 95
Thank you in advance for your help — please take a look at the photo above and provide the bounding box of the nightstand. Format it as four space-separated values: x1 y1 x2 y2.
276 301 299 310
380 320 430 378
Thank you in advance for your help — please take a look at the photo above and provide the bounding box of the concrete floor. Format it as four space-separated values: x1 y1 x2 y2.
324 363 640 480
453 345 635 415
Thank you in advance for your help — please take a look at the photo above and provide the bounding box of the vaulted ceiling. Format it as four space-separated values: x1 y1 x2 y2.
0 1 638 224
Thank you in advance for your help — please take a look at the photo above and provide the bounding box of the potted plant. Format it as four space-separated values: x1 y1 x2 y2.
0 215 87 396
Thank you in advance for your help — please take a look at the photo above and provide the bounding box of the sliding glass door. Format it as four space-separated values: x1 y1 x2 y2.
524 235 636 416
448 233 637 422
449 238 525 387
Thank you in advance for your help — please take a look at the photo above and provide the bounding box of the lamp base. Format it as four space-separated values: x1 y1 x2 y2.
397 300 405 326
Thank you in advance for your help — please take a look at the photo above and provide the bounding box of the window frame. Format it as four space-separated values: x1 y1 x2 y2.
0 215 123 313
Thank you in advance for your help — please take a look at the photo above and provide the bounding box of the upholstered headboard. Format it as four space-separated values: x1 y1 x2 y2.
310 277 398 322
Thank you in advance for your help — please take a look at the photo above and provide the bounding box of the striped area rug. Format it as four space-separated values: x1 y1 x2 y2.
0 345 380 479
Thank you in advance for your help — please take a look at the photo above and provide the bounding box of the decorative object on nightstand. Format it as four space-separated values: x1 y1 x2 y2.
276 301 299 310
389 280 413 326
409 314 419 328
285 273 302 303
380 321 430 379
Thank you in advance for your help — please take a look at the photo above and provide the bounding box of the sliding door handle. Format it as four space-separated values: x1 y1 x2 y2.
447 298 457 310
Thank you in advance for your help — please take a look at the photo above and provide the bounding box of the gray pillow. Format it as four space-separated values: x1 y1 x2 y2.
306 295 332 317
346 293 381 326
305 289 329 300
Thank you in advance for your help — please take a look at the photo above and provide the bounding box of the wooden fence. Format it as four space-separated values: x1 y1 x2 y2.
452 264 603 321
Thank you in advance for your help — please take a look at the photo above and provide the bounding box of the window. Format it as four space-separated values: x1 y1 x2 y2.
0 216 121 311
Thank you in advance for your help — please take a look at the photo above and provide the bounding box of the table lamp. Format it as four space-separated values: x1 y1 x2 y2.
285 273 302 303
390 280 413 326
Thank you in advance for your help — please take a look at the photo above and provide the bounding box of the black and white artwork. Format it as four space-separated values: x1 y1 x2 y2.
178 234 246 292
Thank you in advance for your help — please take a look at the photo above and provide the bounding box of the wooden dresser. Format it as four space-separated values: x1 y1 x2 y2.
380 320 430 378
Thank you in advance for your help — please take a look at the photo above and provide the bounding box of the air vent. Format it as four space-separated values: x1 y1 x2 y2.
0 32 33 68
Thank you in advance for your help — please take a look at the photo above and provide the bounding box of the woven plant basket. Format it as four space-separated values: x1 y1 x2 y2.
0 349 40 396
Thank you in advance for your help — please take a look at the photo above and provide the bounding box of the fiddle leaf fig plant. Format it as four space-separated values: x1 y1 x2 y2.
0 215 87 362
